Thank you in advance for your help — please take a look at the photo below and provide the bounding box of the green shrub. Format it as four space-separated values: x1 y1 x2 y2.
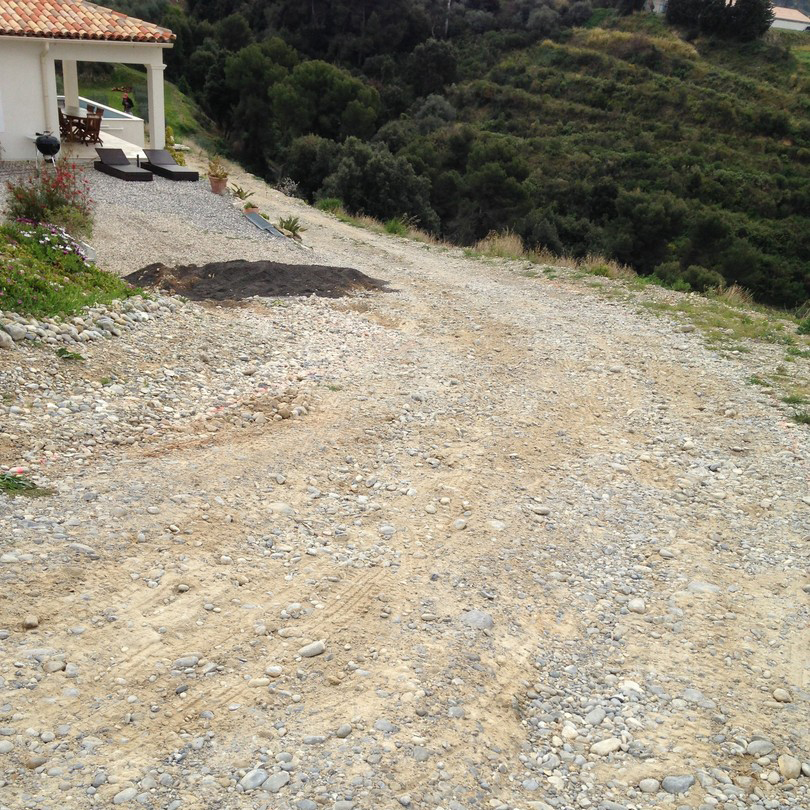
5 160 93 236
682 264 726 292
797 316 810 335
321 138 439 232
0 222 135 316
652 261 683 286
165 126 187 166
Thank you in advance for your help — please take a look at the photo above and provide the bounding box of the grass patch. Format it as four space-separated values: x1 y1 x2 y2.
0 472 52 498
746 374 769 386
642 298 802 347
0 222 137 317
782 394 807 405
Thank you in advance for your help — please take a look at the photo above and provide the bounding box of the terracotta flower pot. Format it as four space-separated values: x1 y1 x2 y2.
209 176 228 194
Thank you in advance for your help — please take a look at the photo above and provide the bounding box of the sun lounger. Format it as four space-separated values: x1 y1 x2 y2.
94 148 152 182
244 211 286 238
142 149 199 181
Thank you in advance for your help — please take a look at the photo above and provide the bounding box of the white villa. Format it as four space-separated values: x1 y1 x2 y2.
651 0 810 30
771 5 810 29
0 0 174 162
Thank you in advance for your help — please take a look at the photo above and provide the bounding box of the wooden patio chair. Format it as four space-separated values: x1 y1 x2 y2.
59 108 76 141
81 113 104 146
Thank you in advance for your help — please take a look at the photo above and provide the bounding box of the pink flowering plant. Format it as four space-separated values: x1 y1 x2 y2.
5 158 93 236
0 221 135 317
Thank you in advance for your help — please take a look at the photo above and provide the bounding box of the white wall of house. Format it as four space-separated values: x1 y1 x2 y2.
0 39 50 161
0 36 170 161
772 18 809 30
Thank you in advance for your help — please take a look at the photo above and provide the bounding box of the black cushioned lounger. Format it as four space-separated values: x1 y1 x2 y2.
142 149 199 181
94 148 152 182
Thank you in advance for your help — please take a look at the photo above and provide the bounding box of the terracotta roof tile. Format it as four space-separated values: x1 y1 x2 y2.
0 0 174 42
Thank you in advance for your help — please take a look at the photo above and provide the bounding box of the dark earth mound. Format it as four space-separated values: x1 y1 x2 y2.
125 260 386 301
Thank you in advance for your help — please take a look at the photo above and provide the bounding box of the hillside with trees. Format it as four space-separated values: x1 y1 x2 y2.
110 1 809 308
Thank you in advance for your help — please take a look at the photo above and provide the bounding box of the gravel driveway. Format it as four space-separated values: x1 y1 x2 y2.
0 161 808 810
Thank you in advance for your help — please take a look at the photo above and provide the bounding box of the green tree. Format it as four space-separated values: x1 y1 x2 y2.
273 60 380 141
216 12 252 51
727 0 774 40
284 135 339 199
608 190 687 272
322 138 439 230
406 39 458 97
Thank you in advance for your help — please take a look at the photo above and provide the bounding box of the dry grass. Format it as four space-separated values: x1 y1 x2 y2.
474 230 526 259
403 224 446 247
578 254 637 280
711 283 755 308
529 247 578 269
574 28 699 61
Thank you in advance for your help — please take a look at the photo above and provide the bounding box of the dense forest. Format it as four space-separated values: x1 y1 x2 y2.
109 0 809 308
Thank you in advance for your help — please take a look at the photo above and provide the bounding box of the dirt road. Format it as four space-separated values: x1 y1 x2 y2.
1 171 808 810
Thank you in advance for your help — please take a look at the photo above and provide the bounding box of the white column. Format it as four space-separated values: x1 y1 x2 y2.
146 62 166 148
63 60 80 109
40 45 58 135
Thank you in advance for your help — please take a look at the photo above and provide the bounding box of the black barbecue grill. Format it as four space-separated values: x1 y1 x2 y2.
34 131 60 163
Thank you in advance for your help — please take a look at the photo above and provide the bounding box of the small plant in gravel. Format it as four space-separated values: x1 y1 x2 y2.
277 215 306 240
790 409 810 425
0 471 51 497
798 316 810 335
782 394 807 405
56 347 84 361
0 222 135 317
4 158 93 236
231 184 254 202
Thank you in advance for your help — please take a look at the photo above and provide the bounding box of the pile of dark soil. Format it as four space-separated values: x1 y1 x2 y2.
125 260 386 301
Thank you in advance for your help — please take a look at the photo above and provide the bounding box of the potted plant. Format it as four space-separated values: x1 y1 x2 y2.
207 156 228 194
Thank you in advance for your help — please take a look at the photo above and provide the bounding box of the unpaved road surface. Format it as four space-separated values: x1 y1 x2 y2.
1 169 808 810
